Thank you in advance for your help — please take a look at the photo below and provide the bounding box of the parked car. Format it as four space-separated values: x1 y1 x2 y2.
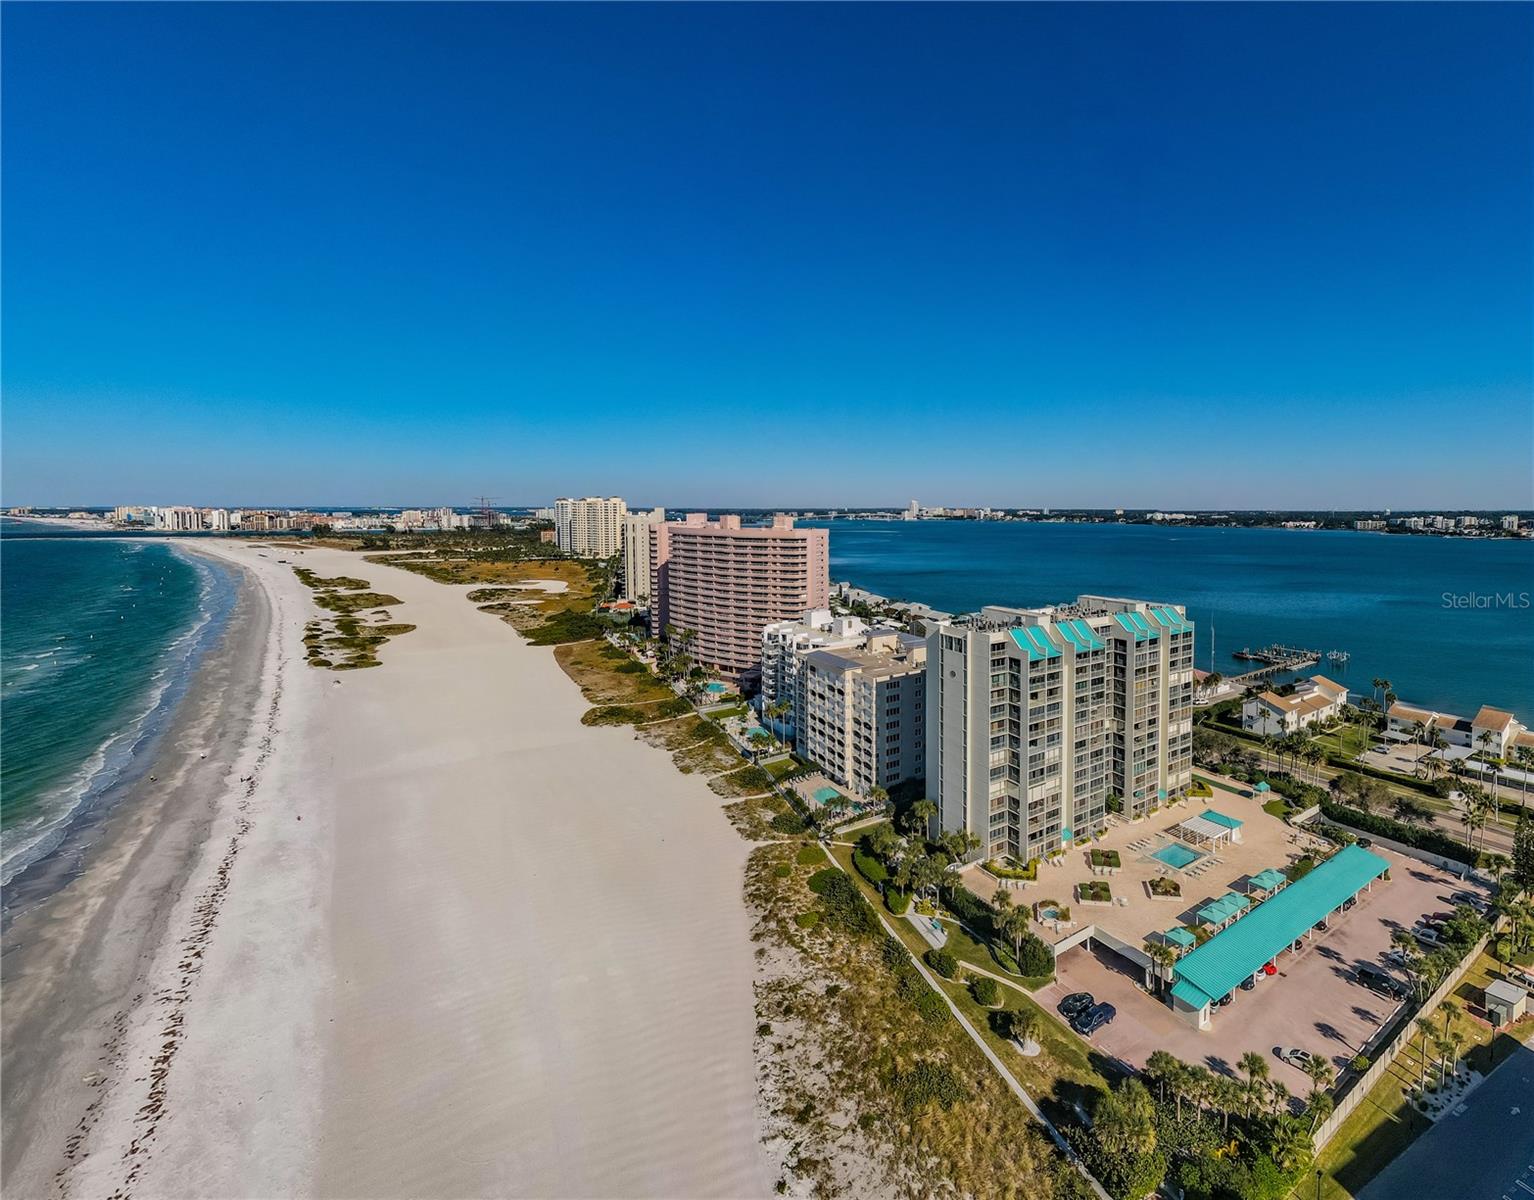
1240 976 1258 991
1356 963 1410 1000
1214 992 1234 1008
1357 837 1373 848
1313 919 1330 932
1412 924 1443 947
1058 992 1094 1019
1426 911 1454 924
1072 1003 1116 1036
1449 891 1489 913
1383 948 1411 969
1274 1046 1313 1068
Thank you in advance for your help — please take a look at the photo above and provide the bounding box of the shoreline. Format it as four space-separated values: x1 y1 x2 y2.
2 541 241 921
1 542 277 1197
6 538 774 1198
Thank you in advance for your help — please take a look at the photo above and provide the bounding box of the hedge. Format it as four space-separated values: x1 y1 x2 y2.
853 850 888 886
969 975 1000 1006
925 947 958 978
1319 799 1480 866
885 888 911 914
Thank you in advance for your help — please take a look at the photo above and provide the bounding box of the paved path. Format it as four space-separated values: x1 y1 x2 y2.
1358 1041 1534 1200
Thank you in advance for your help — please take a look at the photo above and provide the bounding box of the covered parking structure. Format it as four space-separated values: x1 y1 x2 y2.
1169 844 1390 1029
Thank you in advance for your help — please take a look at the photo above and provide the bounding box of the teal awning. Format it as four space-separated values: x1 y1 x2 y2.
1171 978 1215 1009
1008 625 1062 661
1250 868 1288 892
1172 845 1390 1004
1201 809 1244 830
1164 926 1197 948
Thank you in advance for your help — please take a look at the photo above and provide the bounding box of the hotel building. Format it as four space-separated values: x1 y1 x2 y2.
798 630 927 797
621 507 667 603
926 596 1195 860
554 496 628 558
649 514 829 680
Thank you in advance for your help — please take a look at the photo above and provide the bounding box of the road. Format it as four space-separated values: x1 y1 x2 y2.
1357 1041 1534 1200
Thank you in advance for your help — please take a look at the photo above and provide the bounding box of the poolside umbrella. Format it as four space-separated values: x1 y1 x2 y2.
1255 781 1271 794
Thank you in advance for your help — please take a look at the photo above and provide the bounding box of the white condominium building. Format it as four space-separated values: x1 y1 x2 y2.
554 496 628 558
798 630 927 798
760 610 869 734
927 596 1195 861
621 507 667 603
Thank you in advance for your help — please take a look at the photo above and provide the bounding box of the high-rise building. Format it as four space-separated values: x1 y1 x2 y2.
554 496 627 558
649 514 830 679
621 507 667 603
926 596 1195 861
798 630 926 797
760 610 869 732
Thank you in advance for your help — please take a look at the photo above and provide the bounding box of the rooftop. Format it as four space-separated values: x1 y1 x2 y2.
1171 844 1390 1007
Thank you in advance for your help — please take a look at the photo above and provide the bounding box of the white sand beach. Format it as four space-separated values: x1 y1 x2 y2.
13 541 772 1199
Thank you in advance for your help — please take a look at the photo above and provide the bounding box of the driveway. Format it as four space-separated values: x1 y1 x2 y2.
1036 851 1485 1098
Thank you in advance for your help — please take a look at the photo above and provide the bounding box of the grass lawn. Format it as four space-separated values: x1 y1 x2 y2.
1304 952 1534 1199
762 756 797 780
553 639 676 707
703 702 750 722
1311 723 1374 760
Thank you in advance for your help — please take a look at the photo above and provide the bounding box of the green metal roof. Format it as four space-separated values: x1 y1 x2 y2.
1068 618 1106 651
1173 845 1390 1004
1172 978 1215 1008
1200 809 1244 830
1008 624 1062 662
1250 868 1288 891
1149 605 1194 634
1195 892 1252 925
1163 926 1197 947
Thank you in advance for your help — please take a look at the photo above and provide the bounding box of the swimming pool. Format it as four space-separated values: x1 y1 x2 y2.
813 786 843 806
1152 842 1204 871
704 682 728 694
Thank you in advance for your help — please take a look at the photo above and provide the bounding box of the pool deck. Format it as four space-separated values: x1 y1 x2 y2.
958 780 1333 955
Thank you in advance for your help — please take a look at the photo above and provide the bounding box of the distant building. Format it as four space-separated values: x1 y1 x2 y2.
1385 700 1526 756
1503 514 1521 532
538 528 556 544
1242 675 1348 734
1354 519 1386 531
649 513 829 680
798 630 927 797
927 596 1195 860
555 496 627 558
621 507 666 603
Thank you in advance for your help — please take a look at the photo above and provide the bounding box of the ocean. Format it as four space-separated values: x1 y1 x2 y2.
805 520 1534 721
0 523 238 895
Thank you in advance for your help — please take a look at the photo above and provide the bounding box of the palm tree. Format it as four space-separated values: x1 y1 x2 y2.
1267 1118 1313 1174
1414 1017 1437 1088
999 905 1032 968
1371 677 1386 708
905 798 937 840
1010 1006 1041 1052
1305 1087 1335 1134
1514 746 1534 811
1238 1050 1270 1117
1302 1055 1335 1095
1145 1050 1180 1104
1142 939 1178 987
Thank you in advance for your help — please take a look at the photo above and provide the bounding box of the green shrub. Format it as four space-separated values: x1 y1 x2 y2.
525 609 606 645
880 936 908 970
852 850 888 885
1320 799 1480 866
1016 934 1054 978
796 844 826 867
770 810 807 835
805 869 879 937
885 888 911 914
892 1060 966 1111
912 989 950 1025
925 947 958 978
970 975 1000 1006
773 863 792 878
795 911 821 929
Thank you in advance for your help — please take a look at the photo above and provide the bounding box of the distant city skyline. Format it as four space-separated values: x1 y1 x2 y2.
3 4 1530 508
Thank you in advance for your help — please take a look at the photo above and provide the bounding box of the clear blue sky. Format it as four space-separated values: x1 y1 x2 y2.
3 3 1530 509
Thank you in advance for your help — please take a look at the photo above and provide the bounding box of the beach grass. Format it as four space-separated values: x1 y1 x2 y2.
746 841 1091 1199
292 567 415 669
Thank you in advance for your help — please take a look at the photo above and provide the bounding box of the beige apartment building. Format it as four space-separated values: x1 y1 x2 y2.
799 630 927 797
554 496 627 558
927 596 1195 861
621 507 666 603
649 514 829 679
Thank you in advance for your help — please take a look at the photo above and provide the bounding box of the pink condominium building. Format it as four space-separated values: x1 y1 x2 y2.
650 514 830 679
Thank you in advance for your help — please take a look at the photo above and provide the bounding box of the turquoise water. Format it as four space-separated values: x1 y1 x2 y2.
0 525 236 889
813 786 842 805
808 520 1534 720
1153 842 1203 871
705 682 728 694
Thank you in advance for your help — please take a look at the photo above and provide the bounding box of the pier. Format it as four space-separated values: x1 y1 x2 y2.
1227 644 1322 686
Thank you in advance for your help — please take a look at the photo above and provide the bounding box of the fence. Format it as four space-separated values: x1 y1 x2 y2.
1311 931 1492 1150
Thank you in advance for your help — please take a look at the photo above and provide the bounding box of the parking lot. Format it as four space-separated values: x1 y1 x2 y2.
1037 849 1487 1097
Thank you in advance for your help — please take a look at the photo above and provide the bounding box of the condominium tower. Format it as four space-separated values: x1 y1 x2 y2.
621 507 667 603
927 596 1195 861
650 514 830 679
554 496 627 558
798 630 927 798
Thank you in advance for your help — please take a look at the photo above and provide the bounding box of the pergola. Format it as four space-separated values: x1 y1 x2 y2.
1172 808 1244 847
1195 891 1253 929
1247 868 1288 897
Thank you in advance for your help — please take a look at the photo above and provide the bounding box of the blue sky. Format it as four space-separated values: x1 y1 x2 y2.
3 3 1530 509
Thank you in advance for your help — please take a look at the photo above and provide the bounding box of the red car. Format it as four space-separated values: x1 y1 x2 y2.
1262 962 1278 976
